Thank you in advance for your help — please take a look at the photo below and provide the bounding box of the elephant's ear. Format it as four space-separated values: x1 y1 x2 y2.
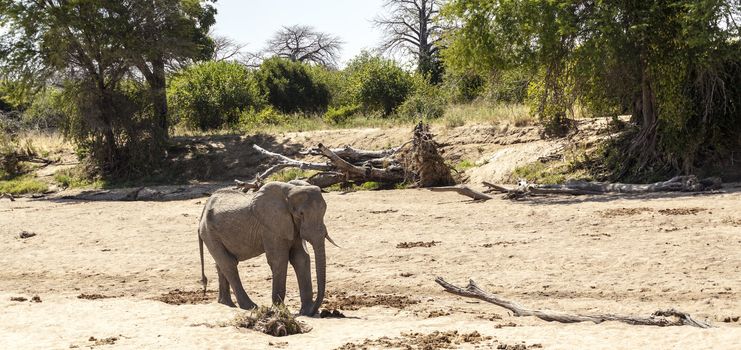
254 183 295 241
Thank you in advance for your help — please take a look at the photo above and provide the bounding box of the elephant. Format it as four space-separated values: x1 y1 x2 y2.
198 181 336 316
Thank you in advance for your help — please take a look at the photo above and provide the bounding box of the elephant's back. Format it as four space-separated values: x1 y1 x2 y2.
200 189 265 260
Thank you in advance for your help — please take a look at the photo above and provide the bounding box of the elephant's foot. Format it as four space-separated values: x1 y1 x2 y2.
218 298 236 308
237 300 258 310
298 306 315 316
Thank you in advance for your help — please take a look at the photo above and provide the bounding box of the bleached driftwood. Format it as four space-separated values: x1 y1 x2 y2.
435 277 711 328
436 176 723 201
428 185 494 201
1 193 15 201
301 144 404 164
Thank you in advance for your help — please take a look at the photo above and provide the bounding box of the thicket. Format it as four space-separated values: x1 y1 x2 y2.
254 58 330 115
169 61 262 131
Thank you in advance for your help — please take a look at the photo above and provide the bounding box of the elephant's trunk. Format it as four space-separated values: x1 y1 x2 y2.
309 241 326 316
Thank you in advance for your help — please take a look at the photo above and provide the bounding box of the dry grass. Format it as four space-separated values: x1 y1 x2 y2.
441 103 533 127
16 131 72 160
224 305 310 337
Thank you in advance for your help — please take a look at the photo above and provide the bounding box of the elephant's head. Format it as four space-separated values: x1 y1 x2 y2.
255 182 334 315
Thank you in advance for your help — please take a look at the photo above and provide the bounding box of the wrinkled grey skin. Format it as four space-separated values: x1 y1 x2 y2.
198 181 331 316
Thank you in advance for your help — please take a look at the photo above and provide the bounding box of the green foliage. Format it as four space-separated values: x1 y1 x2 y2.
306 65 353 108
62 80 166 177
323 104 360 124
443 0 741 177
255 58 330 114
397 77 446 120
21 88 68 129
53 167 101 189
510 162 567 184
453 159 475 172
443 71 485 103
345 52 414 116
240 106 288 127
0 0 216 178
359 181 383 190
267 168 314 183
0 175 48 195
169 61 262 130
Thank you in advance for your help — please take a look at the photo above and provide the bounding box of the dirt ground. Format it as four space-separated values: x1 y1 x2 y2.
2 185 740 349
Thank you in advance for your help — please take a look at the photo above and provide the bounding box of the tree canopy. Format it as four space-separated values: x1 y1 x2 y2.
443 0 741 177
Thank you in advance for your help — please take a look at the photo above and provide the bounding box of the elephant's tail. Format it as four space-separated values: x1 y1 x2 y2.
198 205 208 295
199 232 208 294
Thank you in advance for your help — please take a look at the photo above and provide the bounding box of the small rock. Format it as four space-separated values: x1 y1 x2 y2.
10 296 27 302
31 295 42 303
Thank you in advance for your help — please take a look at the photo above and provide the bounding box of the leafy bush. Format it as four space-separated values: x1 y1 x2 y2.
240 106 287 127
22 88 68 129
397 77 446 120
323 104 360 124
63 80 166 177
444 71 485 103
169 61 262 130
254 58 330 114
485 68 531 104
307 65 353 108
345 52 414 116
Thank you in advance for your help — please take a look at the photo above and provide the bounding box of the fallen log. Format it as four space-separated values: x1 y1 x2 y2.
435 277 711 328
1 192 15 201
240 123 451 189
301 144 404 164
439 175 723 201
428 185 494 201
314 143 405 183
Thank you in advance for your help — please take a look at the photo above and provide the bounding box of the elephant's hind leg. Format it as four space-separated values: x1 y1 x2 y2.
207 241 257 310
289 245 313 315
216 265 236 307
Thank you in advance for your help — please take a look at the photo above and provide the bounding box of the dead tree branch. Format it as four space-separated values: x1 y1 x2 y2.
438 176 723 201
435 277 711 328
428 185 494 201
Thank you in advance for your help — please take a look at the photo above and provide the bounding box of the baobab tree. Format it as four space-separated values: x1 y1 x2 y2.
374 0 444 82
265 25 343 67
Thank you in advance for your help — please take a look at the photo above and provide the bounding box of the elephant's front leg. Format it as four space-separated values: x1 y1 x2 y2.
266 250 289 305
289 244 313 316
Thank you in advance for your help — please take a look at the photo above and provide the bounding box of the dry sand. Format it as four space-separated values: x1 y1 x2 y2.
1 186 740 349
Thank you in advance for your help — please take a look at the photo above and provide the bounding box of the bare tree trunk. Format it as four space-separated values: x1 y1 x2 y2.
435 278 711 328
151 57 168 140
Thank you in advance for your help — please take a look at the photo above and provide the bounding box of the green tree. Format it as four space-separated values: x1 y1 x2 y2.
169 61 263 130
443 0 741 176
254 58 330 114
0 0 216 174
346 52 414 116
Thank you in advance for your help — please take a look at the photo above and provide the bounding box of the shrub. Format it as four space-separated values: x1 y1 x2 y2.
22 88 68 130
397 77 446 120
254 58 330 114
307 65 352 108
169 61 262 131
62 80 167 178
240 106 287 127
323 104 360 124
345 52 414 116
444 71 485 103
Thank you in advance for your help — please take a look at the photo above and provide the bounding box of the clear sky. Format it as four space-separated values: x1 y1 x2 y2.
211 0 387 67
